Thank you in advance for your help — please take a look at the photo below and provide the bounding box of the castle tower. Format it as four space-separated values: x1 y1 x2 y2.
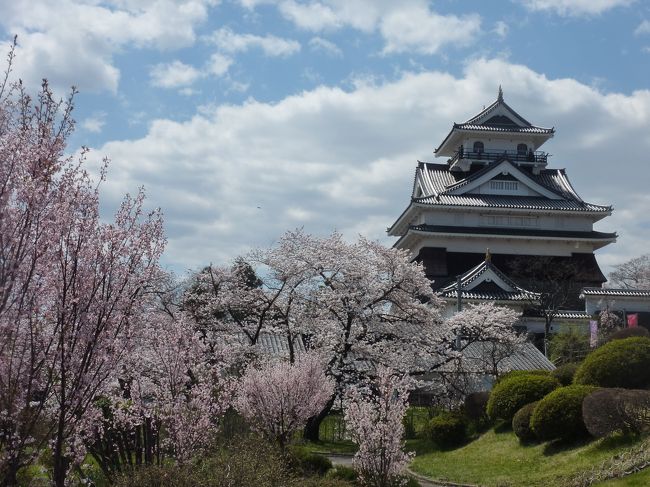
388 89 616 307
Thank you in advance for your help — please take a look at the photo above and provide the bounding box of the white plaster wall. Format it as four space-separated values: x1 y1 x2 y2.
584 296 650 315
420 208 594 232
462 136 537 153
410 235 595 257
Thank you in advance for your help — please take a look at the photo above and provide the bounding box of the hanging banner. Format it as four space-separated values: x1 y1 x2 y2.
627 313 639 328
589 320 598 348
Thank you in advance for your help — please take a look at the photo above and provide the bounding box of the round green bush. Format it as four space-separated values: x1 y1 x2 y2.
495 369 551 385
487 373 560 422
530 385 598 441
552 363 579 386
574 337 650 389
512 401 539 442
427 411 467 448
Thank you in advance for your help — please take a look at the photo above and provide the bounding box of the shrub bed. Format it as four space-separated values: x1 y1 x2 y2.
512 401 539 443
487 373 560 422
574 337 650 389
530 385 598 441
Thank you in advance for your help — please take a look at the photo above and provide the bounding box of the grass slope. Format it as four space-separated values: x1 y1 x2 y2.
596 468 650 486
409 429 643 487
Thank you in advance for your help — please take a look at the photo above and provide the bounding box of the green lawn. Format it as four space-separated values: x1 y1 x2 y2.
410 429 644 487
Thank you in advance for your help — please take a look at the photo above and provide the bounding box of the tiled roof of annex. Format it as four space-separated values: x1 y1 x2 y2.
581 287 650 298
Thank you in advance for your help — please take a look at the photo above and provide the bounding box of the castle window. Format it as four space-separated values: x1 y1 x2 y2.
517 143 528 155
490 180 518 191
473 141 484 153
481 214 537 227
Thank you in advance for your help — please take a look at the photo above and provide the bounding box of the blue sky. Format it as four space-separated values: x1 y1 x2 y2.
1 0 650 277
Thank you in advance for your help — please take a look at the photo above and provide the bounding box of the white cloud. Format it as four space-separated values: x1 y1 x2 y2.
520 0 635 16
90 58 650 275
0 0 216 93
206 27 301 57
81 112 106 133
494 20 509 38
150 60 202 88
309 37 343 57
635 20 650 36
237 0 482 55
205 53 234 77
380 6 481 55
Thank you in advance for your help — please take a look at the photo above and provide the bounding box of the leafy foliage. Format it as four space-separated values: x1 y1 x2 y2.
487 373 560 422
582 388 650 438
530 385 598 441
512 401 539 443
288 447 333 477
548 330 590 365
574 337 650 388
607 327 650 342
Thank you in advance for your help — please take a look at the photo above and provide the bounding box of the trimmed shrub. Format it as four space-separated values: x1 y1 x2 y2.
607 327 650 342
495 369 551 385
530 385 598 441
487 373 560 422
427 411 467 448
583 388 650 438
574 337 650 389
552 363 580 386
512 401 539 443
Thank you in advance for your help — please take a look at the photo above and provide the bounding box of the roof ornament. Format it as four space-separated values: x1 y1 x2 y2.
497 85 504 102
485 248 491 262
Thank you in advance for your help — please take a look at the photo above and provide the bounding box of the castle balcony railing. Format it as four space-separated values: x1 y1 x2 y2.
448 148 548 165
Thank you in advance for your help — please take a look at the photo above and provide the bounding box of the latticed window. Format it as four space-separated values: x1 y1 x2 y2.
490 180 518 191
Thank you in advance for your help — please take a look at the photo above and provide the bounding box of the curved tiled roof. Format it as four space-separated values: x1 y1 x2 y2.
434 91 554 154
452 123 554 134
437 260 539 302
412 161 611 213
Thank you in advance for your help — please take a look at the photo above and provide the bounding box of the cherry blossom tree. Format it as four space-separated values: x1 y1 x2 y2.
0 44 165 486
609 254 650 289
184 230 526 441
447 303 525 376
344 367 413 487
85 310 235 480
235 352 333 450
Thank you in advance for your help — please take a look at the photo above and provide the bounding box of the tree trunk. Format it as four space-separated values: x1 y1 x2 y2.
1 457 20 487
303 395 335 442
